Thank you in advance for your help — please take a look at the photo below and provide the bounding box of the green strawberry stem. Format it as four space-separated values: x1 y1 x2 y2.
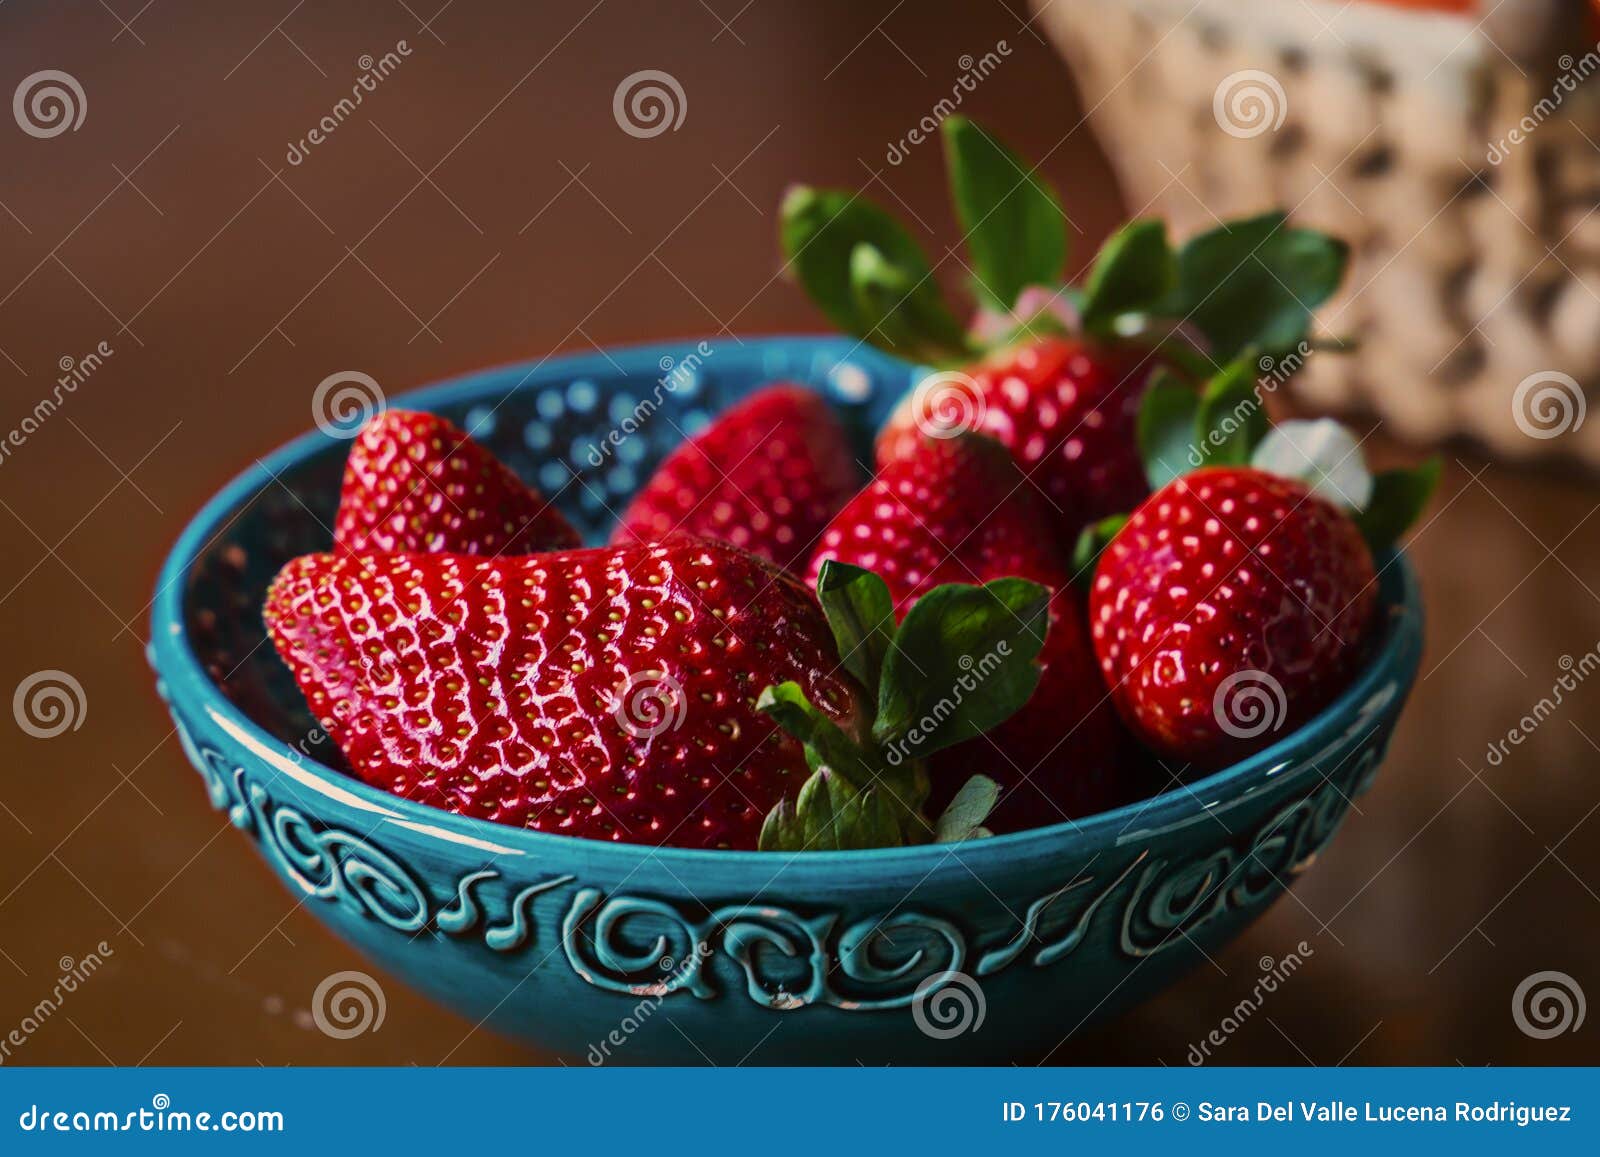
1074 354 1442 579
779 116 1349 372
757 562 1050 852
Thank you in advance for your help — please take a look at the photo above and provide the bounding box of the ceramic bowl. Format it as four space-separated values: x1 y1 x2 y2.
148 336 1423 1064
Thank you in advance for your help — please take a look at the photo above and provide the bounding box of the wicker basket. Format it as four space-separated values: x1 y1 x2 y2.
1034 0 1600 464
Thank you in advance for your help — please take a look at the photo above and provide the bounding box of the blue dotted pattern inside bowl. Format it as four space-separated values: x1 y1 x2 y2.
177 337 907 752
148 335 1425 1063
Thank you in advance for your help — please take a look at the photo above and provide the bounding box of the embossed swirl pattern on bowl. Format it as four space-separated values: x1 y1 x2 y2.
149 337 1422 1063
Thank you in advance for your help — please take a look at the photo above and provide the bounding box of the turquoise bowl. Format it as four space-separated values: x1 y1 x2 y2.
148 336 1423 1064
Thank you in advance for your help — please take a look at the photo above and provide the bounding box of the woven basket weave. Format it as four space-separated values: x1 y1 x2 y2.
1035 0 1600 464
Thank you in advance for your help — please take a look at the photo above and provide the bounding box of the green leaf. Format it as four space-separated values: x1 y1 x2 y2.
1071 515 1128 588
848 243 974 364
1136 369 1199 489
756 681 931 842
1195 355 1269 467
1354 458 1441 554
934 775 1000 843
1081 219 1174 333
875 578 1050 760
759 768 905 851
941 116 1067 311
779 186 968 362
815 560 897 698
1164 212 1348 362
756 682 865 776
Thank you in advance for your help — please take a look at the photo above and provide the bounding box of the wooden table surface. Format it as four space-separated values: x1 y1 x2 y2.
0 0 1595 1065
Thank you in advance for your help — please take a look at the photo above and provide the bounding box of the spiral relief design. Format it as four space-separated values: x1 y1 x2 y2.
1512 371 1586 441
911 370 985 440
1212 69 1287 139
164 682 1391 1014
311 970 387 1038
311 371 385 439
612 70 686 138
1513 971 1587 1039
13 70 86 138
13 669 86 738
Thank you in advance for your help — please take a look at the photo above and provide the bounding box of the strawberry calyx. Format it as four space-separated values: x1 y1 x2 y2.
779 115 1349 374
1071 355 1442 581
756 560 1050 851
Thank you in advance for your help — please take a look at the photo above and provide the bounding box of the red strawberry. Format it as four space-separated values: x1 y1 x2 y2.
1089 466 1379 768
334 410 580 557
264 540 866 850
876 337 1163 543
612 384 859 573
809 432 1126 830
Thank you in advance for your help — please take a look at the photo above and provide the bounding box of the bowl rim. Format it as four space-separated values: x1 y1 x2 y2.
150 334 1425 870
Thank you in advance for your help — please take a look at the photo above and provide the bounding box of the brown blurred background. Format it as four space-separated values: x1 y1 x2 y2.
0 0 1597 1065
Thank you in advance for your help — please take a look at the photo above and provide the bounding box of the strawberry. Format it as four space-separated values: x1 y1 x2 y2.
1082 363 1440 769
265 538 1051 850
1090 467 1378 768
809 432 1126 830
612 384 859 573
334 409 580 557
780 118 1348 542
874 337 1161 541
